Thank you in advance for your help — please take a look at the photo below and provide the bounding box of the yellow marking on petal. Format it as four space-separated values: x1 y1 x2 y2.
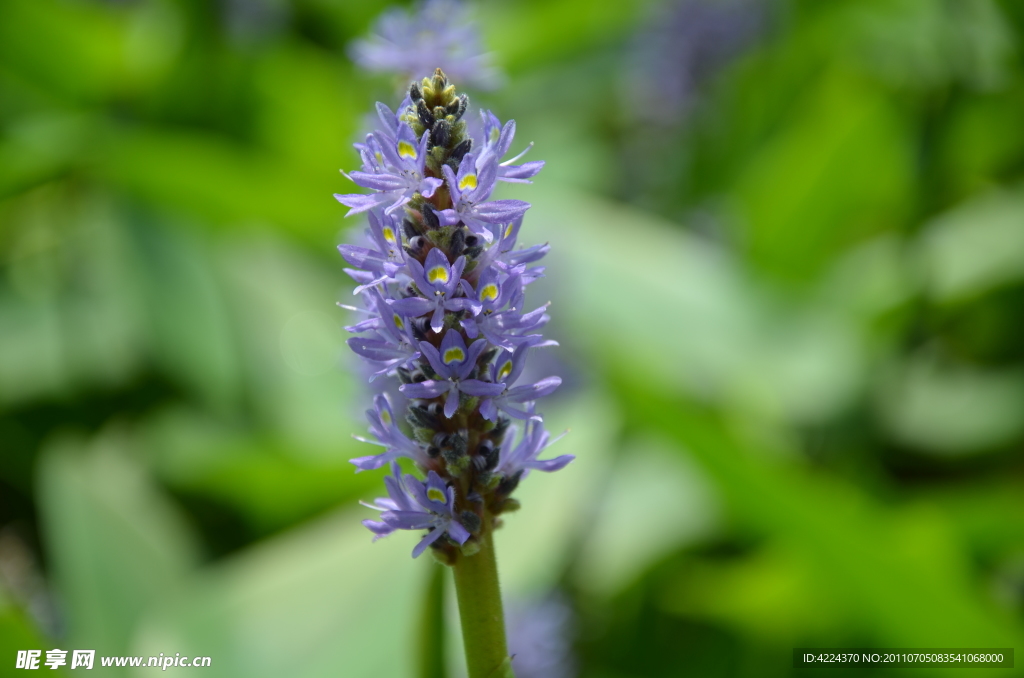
458 174 478 191
489 128 500 144
443 347 466 364
398 141 417 159
427 487 447 503
381 409 392 425
393 314 405 330
382 226 395 243
374 151 383 164
504 223 514 238
480 283 499 302
498 361 513 381
427 266 449 284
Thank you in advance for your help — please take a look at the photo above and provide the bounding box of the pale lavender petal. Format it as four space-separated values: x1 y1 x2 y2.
412 527 446 558
460 379 506 397
400 380 449 399
443 388 459 418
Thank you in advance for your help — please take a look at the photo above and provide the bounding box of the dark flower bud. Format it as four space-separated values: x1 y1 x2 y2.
465 245 484 258
402 217 420 239
408 405 440 430
497 470 523 496
479 346 499 366
492 416 511 443
431 119 451 148
417 99 435 128
495 498 521 514
447 94 469 121
409 82 422 102
449 138 472 164
450 429 468 457
449 228 466 256
479 440 500 471
411 318 428 342
459 510 482 533
396 367 414 385
442 445 464 467
422 204 440 229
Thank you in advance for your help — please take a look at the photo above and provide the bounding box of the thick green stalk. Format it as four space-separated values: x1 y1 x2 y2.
417 562 448 678
452 531 515 678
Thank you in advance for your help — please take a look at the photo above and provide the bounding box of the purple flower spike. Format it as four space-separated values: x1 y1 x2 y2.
336 66 567 560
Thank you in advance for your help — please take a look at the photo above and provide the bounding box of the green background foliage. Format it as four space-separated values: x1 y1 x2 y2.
1 0 1023 676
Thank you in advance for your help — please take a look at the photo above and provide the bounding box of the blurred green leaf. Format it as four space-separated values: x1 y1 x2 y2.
839 0 1016 91
495 393 619 596
877 357 1024 455
37 428 199 655
919 189 1024 302
0 0 129 103
89 122 355 244
130 507 424 678
215 232 360 451
482 0 658 72
0 190 148 406
518 186 866 424
616 381 1023 648
142 406 373 533
574 434 719 597
733 67 913 282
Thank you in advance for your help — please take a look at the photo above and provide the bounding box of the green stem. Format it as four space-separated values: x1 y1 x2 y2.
417 562 448 678
451 530 515 678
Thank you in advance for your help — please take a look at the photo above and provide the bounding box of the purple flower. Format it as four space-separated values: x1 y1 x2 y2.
496 420 574 478
400 330 504 417
335 123 443 216
350 394 430 470
463 298 554 350
346 288 422 380
338 211 406 293
460 267 518 315
392 248 476 333
478 345 562 421
478 111 545 184
476 217 550 282
438 152 531 243
362 462 472 558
